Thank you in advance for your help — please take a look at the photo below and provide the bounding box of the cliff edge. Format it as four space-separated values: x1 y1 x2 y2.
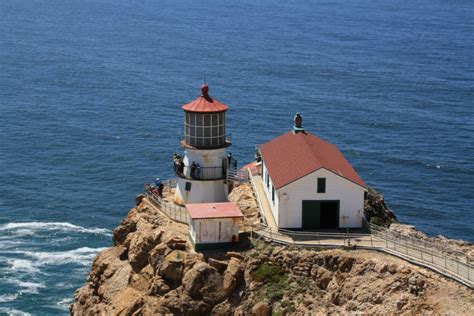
71 189 473 315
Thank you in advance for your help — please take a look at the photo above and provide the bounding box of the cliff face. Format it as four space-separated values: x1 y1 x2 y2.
71 195 473 315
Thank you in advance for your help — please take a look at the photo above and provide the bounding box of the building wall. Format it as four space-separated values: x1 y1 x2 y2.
174 179 228 205
189 217 240 244
276 168 366 228
261 161 280 226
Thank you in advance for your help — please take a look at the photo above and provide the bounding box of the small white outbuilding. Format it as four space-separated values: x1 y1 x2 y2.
186 202 243 250
259 129 367 229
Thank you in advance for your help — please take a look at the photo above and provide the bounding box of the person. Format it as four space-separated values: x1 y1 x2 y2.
179 160 184 176
153 178 163 197
190 161 197 179
157 182 164 197
294 112 303 128
196 163 201 180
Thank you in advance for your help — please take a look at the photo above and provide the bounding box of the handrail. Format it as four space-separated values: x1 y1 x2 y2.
144 186 189 224
176 165 225 180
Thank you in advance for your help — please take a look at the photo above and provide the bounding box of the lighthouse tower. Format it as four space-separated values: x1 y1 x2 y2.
174 84 234 206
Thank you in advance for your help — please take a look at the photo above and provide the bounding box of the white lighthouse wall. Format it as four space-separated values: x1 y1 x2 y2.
174 179 228 205
191 217 240 244
261 161 280 226
183 147 227 168
277 168 366 229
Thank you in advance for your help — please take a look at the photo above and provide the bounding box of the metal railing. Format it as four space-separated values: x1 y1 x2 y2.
144 186 189 224
176 165 225 180
227 167 249 183
369 223 473 287
253 225 375 247
252 223 473 288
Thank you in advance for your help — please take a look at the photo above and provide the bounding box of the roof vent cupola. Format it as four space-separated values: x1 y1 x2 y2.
293 112 305 133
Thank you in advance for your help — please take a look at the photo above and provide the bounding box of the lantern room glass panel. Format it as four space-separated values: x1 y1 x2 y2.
184 111 226 148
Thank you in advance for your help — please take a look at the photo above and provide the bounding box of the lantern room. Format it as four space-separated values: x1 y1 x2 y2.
181 84 230 149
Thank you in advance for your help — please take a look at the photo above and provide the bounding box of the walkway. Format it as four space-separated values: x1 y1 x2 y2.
250 174 278 230
248 173 474 289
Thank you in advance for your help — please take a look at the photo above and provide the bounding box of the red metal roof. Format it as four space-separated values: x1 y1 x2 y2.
186 202 243 220
259 131 366 190
241 161 261 176
182 84 229 113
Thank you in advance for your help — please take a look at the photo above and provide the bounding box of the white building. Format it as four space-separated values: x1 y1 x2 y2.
259 125 367 229
186 202 243 250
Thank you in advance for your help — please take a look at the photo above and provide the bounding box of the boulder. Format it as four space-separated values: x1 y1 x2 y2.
251 302 270 316
113 219 137 246
166 236 188 250
135 194 146 206
226 251 244 261
158 250 186 283
183 262 225 304
311 266 333 290
222 258 244 296
208 258 228 273
148 275 171 296
128 230 162 272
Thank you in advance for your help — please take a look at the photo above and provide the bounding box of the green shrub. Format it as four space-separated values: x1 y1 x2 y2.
251 263 289 302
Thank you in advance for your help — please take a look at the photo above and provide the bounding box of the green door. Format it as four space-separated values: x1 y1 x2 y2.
302 200 340 229
302 200 321 229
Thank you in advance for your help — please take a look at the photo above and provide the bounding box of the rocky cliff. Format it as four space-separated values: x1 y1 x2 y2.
71 191 473 315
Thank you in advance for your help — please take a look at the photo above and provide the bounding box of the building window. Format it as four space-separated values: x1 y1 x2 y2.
317 178 326 193
185 182 192 191
272 186 275 204
266 171 269 188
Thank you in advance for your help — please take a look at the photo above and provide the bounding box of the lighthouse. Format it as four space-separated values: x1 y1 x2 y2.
174 84 235 205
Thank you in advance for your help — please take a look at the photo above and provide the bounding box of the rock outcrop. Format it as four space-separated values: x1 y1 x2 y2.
364 186 398 227
228 183 260 230
71 196 473 315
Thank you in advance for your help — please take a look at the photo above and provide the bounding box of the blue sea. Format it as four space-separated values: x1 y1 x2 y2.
0 0 473 314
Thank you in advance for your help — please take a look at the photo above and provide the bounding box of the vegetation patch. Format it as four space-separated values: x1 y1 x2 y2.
251 263 289 302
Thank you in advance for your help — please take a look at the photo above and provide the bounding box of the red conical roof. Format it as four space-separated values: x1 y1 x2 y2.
182 84 229 113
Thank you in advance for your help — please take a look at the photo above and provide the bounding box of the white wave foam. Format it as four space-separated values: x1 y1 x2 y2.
20 247 107 266
0 222 111 236
0 307 31 316
0 293 18 303
5 279 45 294
56 297 74 310
6 259 41 274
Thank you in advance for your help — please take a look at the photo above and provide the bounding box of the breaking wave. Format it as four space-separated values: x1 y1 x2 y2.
0 222 111 236
4 279 46 294
0 294 18 303
0 307 31 316
5 259 41 275
20 247 108 266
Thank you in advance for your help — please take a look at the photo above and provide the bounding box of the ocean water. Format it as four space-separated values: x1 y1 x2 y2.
0 0 473 314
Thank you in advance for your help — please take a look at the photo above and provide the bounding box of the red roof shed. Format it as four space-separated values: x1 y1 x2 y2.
186 202 243 220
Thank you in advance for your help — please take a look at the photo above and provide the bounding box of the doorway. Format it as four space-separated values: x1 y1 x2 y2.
302 200 339 229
